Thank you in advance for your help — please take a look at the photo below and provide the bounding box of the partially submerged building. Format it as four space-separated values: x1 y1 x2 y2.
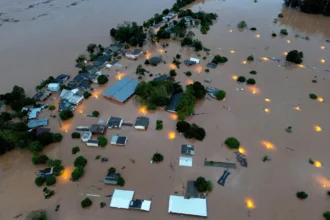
38 167 54 178
47 83 60 92
149 56 162 66
123 49 143 60
107 116 123 129
186 180 199 198
104 172 118 185
32 91 51 101
110 189 151 211
34 127 51 136
111 135 128 146
103 78 139 103
27 108 42 120
81 131 92 142
28 119 48 129
179 157 193 167
165 92 184 113
168 195 207 217
55 74 70 84
86 139 99 147
90 124 107 134
184 57 200 66
153 74 170 82
60 89 84 105
181 144 195 156
134 116 149 130
218 170 231 186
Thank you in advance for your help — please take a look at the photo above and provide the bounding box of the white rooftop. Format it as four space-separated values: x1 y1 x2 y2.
168 195 207 217
179 157 193 167
141 200 152 211
189 57 200 64
110 189 134 209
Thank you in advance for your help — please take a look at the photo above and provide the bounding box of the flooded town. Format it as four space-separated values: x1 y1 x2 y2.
1 0 330 219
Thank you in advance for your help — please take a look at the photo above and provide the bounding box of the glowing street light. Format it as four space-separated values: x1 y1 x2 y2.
314 125 322 132
314 160 322 168
242 61 247 64
287 40 291 44
283 52 288 55
229 29 233 33
245 198 255 209
321 59 326 63
264 108 270 113
264 98 271 102
168 131 176 139
321 46 326 50
262 57 269 61
230 50 236 54
256 34 261 38
261 140 276 150
238 147 246 155
139 107 147 115
318 97 324 102
232 75 238 80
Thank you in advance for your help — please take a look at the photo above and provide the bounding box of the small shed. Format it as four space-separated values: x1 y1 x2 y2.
110 189 135 209
190 57 200 64
107 117 123 129
179 157 193 167
204 77 212 83
104 172 118 185
81 131 92 142
90 124 107 134
111 135 128 146
181 144 195 156
47 83 60 92
134 116 149 130
86 139 99 147
186 181 198 198
38 167 54 177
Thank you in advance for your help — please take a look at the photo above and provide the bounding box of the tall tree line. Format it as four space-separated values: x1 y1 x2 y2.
284 0 330 16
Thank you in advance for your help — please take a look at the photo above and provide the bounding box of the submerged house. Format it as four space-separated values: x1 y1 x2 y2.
107 116 123 129
165 92 184 113
32 91 52 101
28 119 48 129
86 139 99 147
55 74 70 84
38 167 54 178
81 131 92 142
123 49 143 60
129 200 152 211
90 124 107 135
104 172 118 185
103 78 139 103
47 83 60 92
110 189 151 212
168 195 207 217
111 135 128 146
184 57 200 66
149 56 162 66
153 74 170 82
186 180 199 198
181 144 195 156
134 116 149 130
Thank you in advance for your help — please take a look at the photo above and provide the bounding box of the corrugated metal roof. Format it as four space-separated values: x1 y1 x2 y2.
168 196 207 217
28 119 48 129
179 157 193 167
103 78 138 103
165 92 184 112
110 189 134 209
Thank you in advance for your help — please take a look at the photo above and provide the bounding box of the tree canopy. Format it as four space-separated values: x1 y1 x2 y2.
59 110 73 121
225 137 240 149
286 50 304 64
284 0 330 16
74 156 88 167
195 177 213 192
112 22 146 47
97 75 108 85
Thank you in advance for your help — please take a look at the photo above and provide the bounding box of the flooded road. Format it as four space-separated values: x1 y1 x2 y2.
1 0 330 219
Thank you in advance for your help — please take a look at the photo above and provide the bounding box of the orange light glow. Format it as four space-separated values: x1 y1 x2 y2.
139 106 148 115
283 52 288 55
232 75 238 80
262 57 269 61
315 176 330 188
238 147 246 155
321 59 326 63
298 64 305 68
314 160 322 168
93 90 101 99
60 123 71 133
261 140 276 150
287 40 291 44
247 86 261 95
321 46 325 50
230 50 236 54
168 131 176 139
229 29 233 33
59 166 74 183
245 198 255 209
314 125 322 132
170 113 178 120
318 97 324 102
158 49 165 54
169 63 177 70
256 34 261 38
264 108 270 113
80 110 83 114
187 79 194 85
264 98 271 102
116 73 125 80
242 61 247 64
145 51 152 59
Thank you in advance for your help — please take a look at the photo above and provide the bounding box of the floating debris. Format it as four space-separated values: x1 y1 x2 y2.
234 151 248 167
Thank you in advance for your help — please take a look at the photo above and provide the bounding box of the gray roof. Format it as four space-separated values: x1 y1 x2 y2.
107 116 123 128
153 74 170 82
111 135 127 145
149 56 162 65
129 200 143 209
181 144 195 156
186 181 198 198
87 139 99 144
90 124 107 134
165 92 184 113
207 62 218 69
135 116 149 128
103 78 139 103
104 172 118 184
35 127 51 136
28 119 48 129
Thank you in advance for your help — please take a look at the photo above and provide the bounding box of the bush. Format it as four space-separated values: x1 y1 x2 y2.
324 212 330 220
100 202 106 208
145 59 150 65
97 75 108 85
170 70 177 77
312 79 317 83
72 146 80 154
32 155 49 165
309 158 314 164
59 110 73 121
205 69 210 73
108 167 116 174
49 105 55 111
246 78 256 85
237 76 246 83
176 121 191 133
29 141 44 152
35 176 46 187
286 50 304 64
280 29 288 35
278 13 284 18
296 191 308 200
46 175 56 186
26 210 47 220
309 93 317 100
156 120 163 130
195 177 212 192
71 166 84 181
272 33 277 37
212 55 228 64
52 133 63 142
247 55 254 61
83 91 91 99
71 132 81 139
176 54 181 59
183 123 206 141
216 90 226 101
163 8 170 15
249 70 257 75
97 136 108 147
250 27 257 31
262 155 270 162
81 198 92 208
117 175 125 186
185 71 192 76
152 153 164 162
92 111 100 117
225 137 240 149
237 21 247 29
74 156 88 167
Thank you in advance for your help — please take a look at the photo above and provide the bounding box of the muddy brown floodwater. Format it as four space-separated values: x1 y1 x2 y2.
1 0 330 219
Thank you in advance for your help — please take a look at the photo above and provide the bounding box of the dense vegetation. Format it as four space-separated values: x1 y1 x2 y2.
286 50 304 64
81 198 93 208
284 0 330 16
195 177 213 192
212 55 228 64
97 75 108 85
36 76 55 91
59 110 74 121
176 82 206 120
74 156 88 167
216 90 226 100
181 37 204 51
296 191 308 199
72 146 80 154
0 86 36 112
97 136 108 147
225 137 240 149
71 132 81 139
110 22 146 47
176 121 206 141
152 153 164 162
135 80 183 110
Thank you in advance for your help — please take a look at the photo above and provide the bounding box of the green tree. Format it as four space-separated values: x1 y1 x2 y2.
156 120 163 130
81 198 92 208
92 111 100 117
87 44 97 54
117 175 125 186
29 141 43 152
247 55 254 61
195 177 212 192
249 70 257 75
71 166 84 181
212 55 228 64
74 156 88 167
32 155 49 165
237 76 246 83
296 191 308 199
108 167 116 174
97 136 108 147
237 20 247 28
323 212 330 220
46 176 56 186
192 39 203 51
152 153 164 162
59 110 73 120
97 75 108 85
225 137 240 149
309 93 317 100
286 50 304 64
176 121 191 133
52 133 63 142
216 90 226 100
113 22 146 46
26 210 47 220
71 132 81 139
35 176 46 187
246 78 256 85
163 8 170 15
72 146 80 154
170 70 177 77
